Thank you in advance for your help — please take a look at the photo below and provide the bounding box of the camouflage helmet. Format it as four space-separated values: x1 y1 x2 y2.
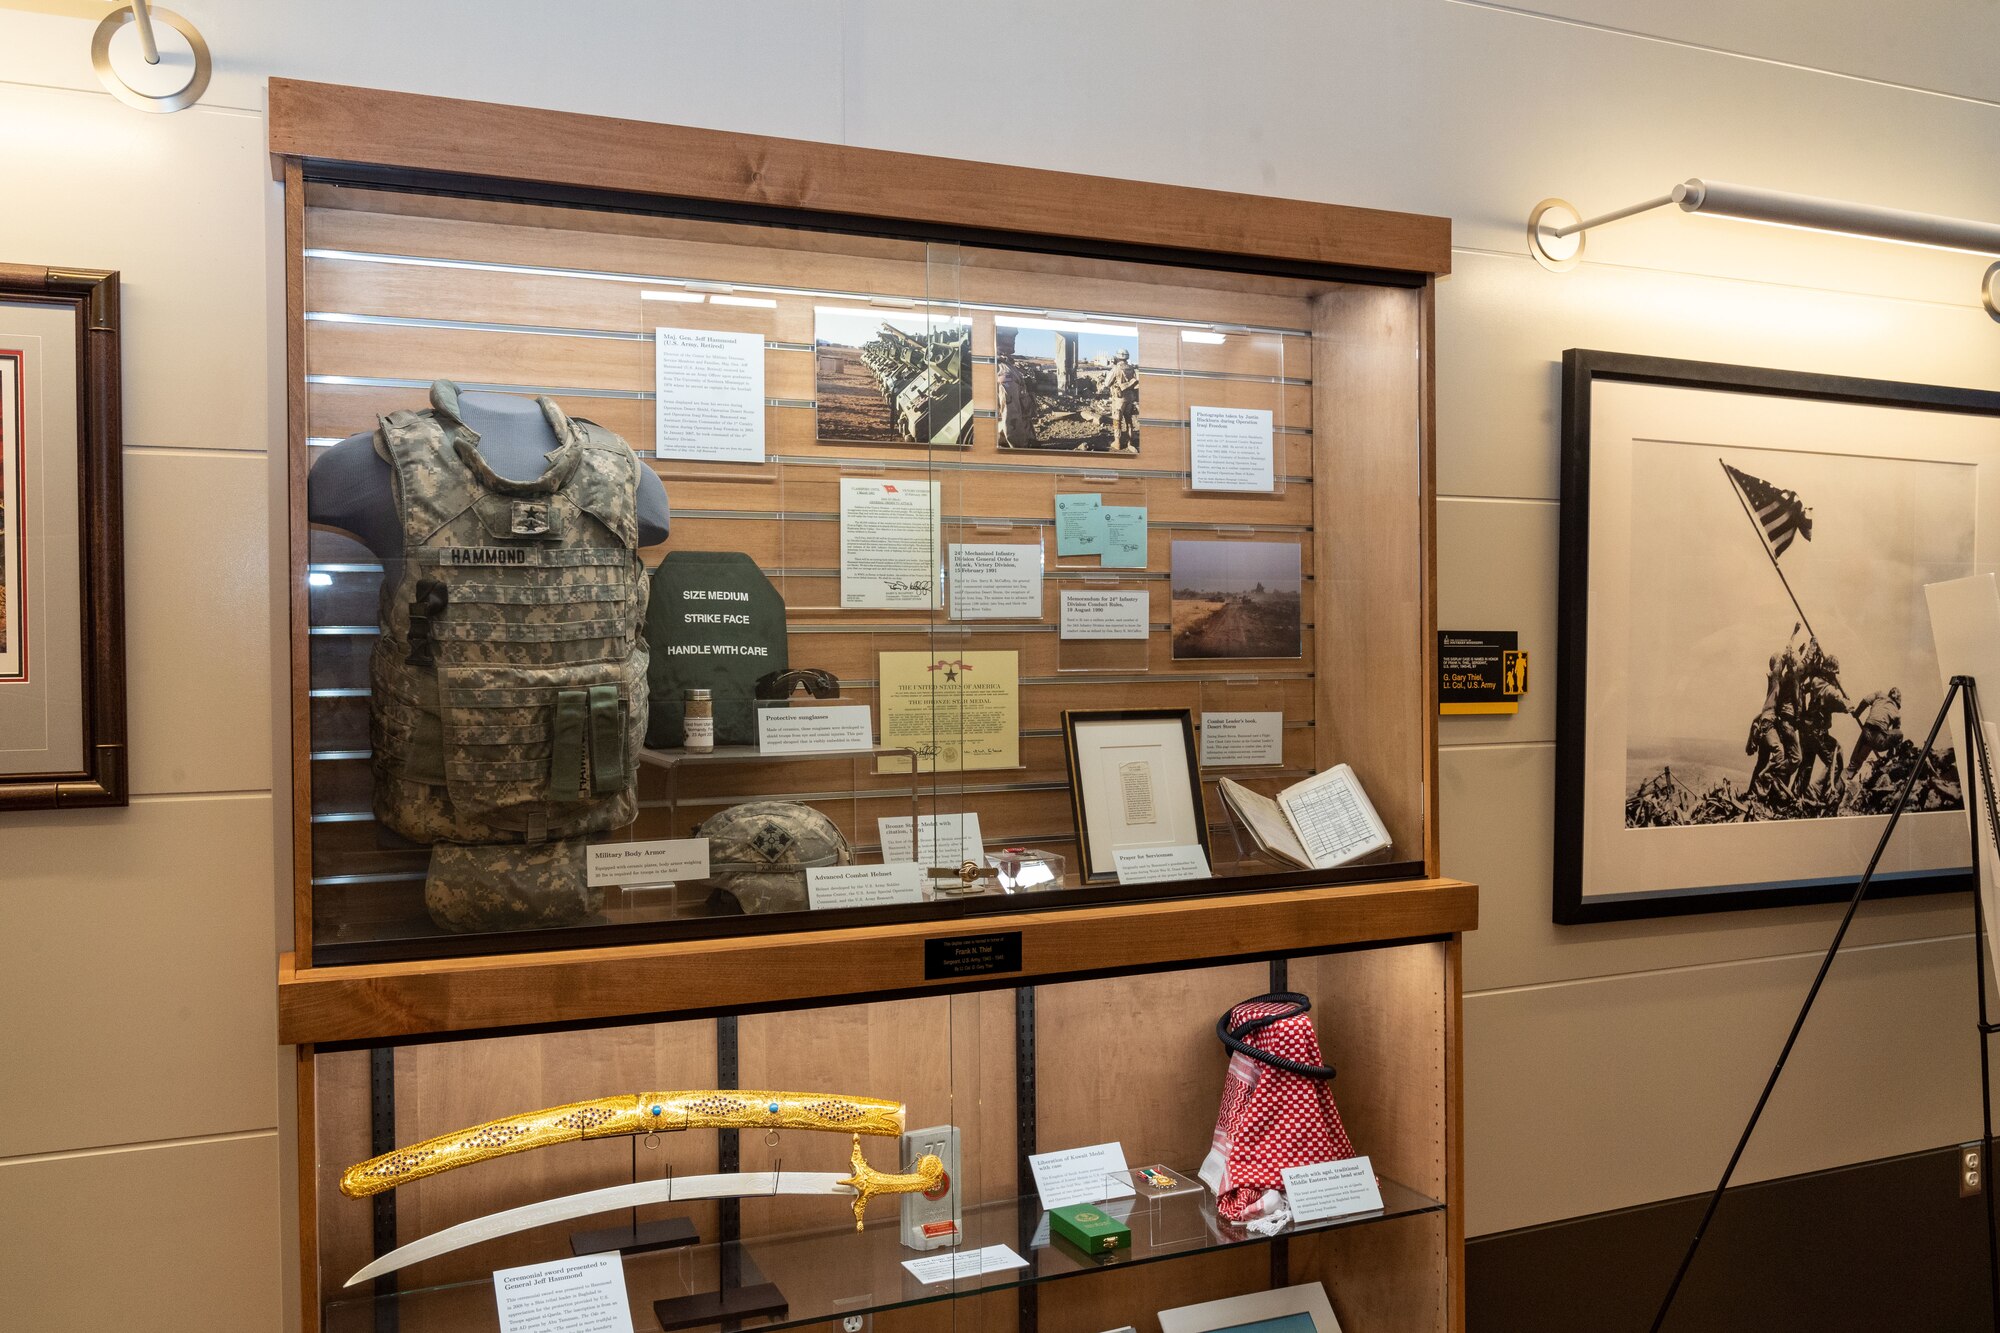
696 800 852 915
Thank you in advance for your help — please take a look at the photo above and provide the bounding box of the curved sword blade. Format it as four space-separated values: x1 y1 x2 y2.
345 1170 851 1287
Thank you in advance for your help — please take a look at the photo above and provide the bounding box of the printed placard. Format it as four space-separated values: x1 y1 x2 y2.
1280 1155 1385 1223
492 1253 635 1333
654 328 765 464
879 812 986 865
1059 590 1148 640
1189 405 1275 493
1112 844 1212 885
1029 1142 1136 1209
585 838 710 889
947 543 1044 620
806 863 928 910
756 705 873 755
1199 712 1285 767
901 1244 1028 1286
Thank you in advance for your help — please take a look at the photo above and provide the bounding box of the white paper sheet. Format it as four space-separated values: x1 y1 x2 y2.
1029 1142 1137 1209
878 813 986 865
1059 590 1148 640
1280 1156 1384 1223
805 863 928 909
585 838 710 888
1189 406 1275 493
842 479 943 609
654 329 765 464
492 1254 634 1333
756 705 874 755
948 543 1044 620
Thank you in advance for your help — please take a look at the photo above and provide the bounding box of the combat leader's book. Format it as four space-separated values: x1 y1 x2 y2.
1217 764 1391 871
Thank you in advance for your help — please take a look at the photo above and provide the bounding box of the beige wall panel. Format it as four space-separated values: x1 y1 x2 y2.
0 85 272 451
1435 497 1557 747
1464 933 1984 1235
123 450 274 794
1444 743 1974 993
1510 0 2000 104
1437 250 2000 501
0 796 278 1157
0 1133 282 1331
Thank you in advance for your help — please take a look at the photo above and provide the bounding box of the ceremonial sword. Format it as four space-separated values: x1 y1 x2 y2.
341 1089 945 1286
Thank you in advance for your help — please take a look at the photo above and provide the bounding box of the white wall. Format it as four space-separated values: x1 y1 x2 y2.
0 1 1994 1324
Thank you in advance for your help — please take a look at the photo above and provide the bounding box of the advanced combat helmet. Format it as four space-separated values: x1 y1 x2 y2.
696 800 853 914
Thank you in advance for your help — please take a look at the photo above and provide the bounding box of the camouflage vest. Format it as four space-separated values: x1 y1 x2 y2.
369 382 651 846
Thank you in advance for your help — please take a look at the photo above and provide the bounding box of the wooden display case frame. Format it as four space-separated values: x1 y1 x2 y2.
271 79 1472 1333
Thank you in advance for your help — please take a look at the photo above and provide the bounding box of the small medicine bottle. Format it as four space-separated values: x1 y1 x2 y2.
684 688 715 753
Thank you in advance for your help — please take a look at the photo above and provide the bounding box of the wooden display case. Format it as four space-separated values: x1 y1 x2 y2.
272 79 1472 1333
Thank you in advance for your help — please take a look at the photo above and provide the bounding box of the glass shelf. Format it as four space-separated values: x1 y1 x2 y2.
323 1176 1442 1333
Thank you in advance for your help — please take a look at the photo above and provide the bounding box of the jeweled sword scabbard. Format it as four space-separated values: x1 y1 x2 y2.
339 1090 907 1199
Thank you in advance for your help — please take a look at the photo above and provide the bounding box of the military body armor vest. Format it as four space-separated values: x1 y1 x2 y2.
369 382 651 847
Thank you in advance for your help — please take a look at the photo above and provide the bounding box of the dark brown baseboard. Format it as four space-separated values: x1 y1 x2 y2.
1468 1146 1996 1332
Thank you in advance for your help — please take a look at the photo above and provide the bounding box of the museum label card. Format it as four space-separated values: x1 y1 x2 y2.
879 812 986 865
805 863 927 910
948 543 1043 620
1060 589 1148 640
756 705 874 755
1280 1156 1384 1223
1055 493 1108 556
1200 712 1285 767
1438 629 1527 715
877 650 1021 773
654 328 765 465
1101 505 1148 568
492 1253 634 1333
1113 844 1212 885
841 479 942 609
585 838 710 889
901 1244 1028 1286
1188 406 1275 493
1029 1142 1137 1209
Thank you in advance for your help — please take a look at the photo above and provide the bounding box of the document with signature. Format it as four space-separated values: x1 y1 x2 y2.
841 478 943 610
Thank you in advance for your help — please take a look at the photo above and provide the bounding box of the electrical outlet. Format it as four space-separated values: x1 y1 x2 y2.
901 1124 962 1252
1963 1143 1984 1198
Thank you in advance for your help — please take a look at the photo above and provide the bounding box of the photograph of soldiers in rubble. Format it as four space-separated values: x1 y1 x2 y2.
994 316 1141 455
814 307 974 447
1622 444 1969 829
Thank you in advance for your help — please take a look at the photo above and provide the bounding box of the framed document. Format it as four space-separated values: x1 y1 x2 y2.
1060 708 1208 882
1158 1282 1343 1333
0 264 125 810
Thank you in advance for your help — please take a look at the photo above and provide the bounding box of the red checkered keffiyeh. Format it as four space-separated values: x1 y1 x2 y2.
1202 997 1356 1223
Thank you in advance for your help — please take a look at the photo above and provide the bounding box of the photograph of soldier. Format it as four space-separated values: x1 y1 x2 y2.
814 307 973 446
0 350 20 681
992 315 1142 455
1622 443 1968 828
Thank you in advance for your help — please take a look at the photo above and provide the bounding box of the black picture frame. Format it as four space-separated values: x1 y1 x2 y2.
1554 349 2000 924
0 264 126 811
1060 707 1211 883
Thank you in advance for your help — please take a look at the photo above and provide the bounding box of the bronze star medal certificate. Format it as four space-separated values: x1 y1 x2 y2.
877 650 1019 773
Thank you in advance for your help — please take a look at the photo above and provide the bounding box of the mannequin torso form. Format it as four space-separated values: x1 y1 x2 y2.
308 388 670 557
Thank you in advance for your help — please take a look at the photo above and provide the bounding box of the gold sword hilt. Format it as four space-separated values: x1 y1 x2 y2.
839 1136 946 1231
340 1090 907 1199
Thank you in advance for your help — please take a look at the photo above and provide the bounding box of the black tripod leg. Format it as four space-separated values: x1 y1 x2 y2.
1958 679 2000 1331
1649 678 1964 1333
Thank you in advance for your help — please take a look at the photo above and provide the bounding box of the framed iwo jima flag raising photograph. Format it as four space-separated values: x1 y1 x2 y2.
1555 351 2000 923
0 265 126 811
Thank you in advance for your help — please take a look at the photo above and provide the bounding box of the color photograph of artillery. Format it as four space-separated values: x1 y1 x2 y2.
814 307 974 446
994 316 1141 455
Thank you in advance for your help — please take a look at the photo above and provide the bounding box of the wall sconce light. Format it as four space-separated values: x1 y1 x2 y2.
92 1 211 113
1530 180 2000 320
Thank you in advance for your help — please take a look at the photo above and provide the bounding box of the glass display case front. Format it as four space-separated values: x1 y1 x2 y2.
312 945 1449 1333
301 175 1430 962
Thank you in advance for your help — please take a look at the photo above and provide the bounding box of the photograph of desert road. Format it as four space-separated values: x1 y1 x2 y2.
1170 538 1304 660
